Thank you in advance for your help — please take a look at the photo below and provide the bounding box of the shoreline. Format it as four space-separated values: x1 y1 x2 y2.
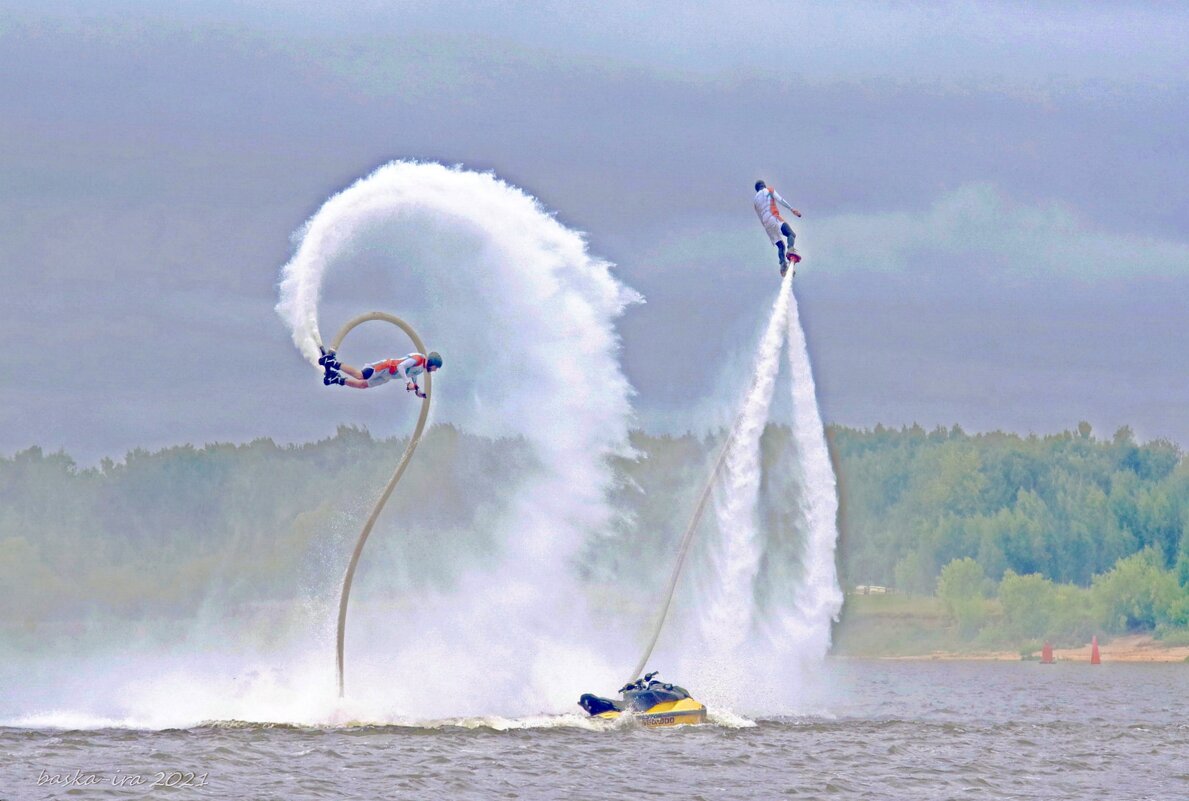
838 635 1189 663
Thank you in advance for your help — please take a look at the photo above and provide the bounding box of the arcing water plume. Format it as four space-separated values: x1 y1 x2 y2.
763 286 844 667
3 162 843 727
0 161 641 729
688 275 791 699
273 161 641 716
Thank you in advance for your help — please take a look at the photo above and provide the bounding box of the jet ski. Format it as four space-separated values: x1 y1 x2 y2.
579 671 707 727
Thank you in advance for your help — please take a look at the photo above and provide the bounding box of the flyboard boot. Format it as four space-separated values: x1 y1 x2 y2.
319 345 344 385
319 346 341 371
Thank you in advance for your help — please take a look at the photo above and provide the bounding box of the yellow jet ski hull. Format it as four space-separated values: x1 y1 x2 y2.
595 698 707 727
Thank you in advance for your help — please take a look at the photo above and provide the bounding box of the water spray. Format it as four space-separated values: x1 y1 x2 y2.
276 161 638 715
629 273 792 681
699 274 792 655
773 287 843 658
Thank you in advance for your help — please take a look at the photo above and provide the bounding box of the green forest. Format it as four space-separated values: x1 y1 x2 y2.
828 423 1189 651
1 422 1185 652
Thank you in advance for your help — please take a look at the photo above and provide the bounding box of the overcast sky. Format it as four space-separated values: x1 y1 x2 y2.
1 0 1186 461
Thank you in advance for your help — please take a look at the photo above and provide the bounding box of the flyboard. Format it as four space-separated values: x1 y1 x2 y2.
781 249 802 278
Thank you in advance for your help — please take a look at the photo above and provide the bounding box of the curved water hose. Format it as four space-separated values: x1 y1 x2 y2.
328 312 433 697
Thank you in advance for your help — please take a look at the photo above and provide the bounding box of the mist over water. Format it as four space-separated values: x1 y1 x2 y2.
3 163 845 730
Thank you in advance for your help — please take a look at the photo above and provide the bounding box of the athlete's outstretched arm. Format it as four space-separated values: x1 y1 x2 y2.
774 190 802 217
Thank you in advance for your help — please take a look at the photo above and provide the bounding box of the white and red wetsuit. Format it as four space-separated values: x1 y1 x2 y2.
362 353 428 388
753 186 796 245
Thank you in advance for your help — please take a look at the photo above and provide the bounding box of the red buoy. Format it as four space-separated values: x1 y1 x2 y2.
1090 635 1101 665
1041 642 1053 664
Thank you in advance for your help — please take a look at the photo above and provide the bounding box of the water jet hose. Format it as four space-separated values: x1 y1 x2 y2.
627 404 745 683
328 312 433 698
628 272 793 683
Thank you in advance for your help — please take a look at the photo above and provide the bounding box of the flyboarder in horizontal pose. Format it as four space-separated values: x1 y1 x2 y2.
753 180 802 277
319 347 442 398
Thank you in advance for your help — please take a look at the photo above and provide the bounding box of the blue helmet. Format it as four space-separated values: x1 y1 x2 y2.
755 180 766 191
426 351 443 369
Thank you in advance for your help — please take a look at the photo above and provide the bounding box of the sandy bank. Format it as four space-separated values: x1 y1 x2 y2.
870 635 1189 663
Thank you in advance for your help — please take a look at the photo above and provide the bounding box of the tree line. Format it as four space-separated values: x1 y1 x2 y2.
1 421 1184 642
830 422 1188 642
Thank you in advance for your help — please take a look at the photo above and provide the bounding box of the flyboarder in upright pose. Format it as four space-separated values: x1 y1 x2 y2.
753 180 802 276
319 347 442 398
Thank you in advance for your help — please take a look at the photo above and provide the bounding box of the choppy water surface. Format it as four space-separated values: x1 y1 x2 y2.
2 661 1186 800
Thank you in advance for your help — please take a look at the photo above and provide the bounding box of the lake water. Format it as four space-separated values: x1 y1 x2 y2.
2 660 1185 800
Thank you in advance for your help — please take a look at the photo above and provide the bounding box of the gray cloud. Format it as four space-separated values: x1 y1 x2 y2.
1 1 1185 460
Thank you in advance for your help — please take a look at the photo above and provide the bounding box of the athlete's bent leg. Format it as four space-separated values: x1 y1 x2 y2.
781 222 796 250
337 363 372 389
